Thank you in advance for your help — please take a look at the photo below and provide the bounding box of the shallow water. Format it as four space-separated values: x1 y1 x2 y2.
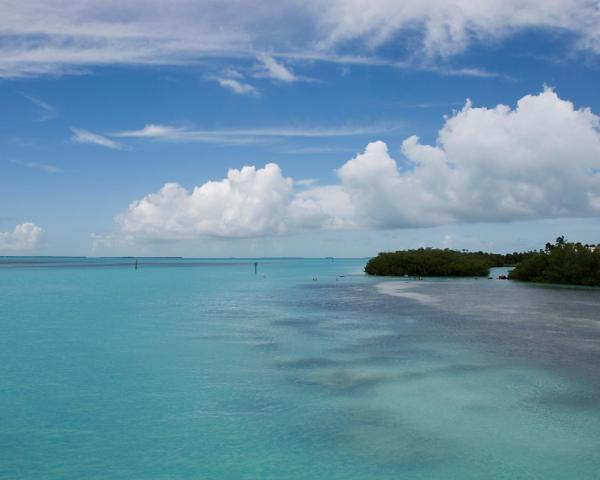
1 258 600 479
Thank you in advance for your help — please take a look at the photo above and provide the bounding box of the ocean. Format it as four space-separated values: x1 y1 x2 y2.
1 257 600 479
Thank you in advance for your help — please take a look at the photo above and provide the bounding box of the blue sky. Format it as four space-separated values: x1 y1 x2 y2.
2 1 600 256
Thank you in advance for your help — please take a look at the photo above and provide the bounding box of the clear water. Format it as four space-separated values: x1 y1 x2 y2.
1 258 600 479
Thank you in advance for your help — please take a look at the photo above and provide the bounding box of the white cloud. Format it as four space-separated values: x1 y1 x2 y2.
312 0 600 57
71 127 123 150
277 51 508 79
116 89 600 241
0 223 43 250
111 123 399 143
289 185 357 230
112 124 185 139
255 53 299 82
217 78 260 96
295 178 319 187
2 1 600 78
334 88 600 228
118 164 294 239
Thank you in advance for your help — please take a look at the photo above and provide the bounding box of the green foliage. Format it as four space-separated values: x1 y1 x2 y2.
364 248 509 277
365 239 600 283
509 239 600 286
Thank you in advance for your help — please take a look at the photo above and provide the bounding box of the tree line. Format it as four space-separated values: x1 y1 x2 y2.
364 248 528 277
508 237 600 286
365 237 600 286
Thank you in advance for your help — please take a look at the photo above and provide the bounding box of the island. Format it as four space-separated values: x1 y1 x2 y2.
364 248 527 277
365 238 600 285
508 237 600 286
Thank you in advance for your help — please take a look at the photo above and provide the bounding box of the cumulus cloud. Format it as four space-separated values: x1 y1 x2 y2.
333 88 600 228
0 223 43 250
2 1 600 77
118 164 294 239
71 128 123 150
116 89 600 240
217 78 260 96
397 88 600 223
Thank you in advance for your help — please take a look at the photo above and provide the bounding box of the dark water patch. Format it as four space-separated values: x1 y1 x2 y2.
248 341 280 352
290 279 600 389
436 318 600 387
336 334 442 363
349 363 498 384
324 320 386 332
294 406 456 472
272 318 322 328
535 391 600 411
270 316 337 339
394 364 494 382
187 334 233 341
396 370 432 381
282 272 600 441
462 403 498 414
276 357 340 369
367 284 600 389
283 283 388 315
287 370 393 395
438 363 494 375
294 280 600 390
355 351 431 367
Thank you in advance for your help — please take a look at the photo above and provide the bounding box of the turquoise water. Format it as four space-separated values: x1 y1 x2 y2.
1 257 600 479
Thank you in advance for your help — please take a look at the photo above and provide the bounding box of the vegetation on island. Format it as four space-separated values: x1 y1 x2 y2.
365 237 600 286
508 237 600 286
364 248 524 277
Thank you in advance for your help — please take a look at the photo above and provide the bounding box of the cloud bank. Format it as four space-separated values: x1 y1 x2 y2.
0 223 43 250
117 89 600 241
2 1 600 77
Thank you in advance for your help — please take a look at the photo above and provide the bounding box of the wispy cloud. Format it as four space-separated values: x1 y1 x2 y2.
10 159 61 173
21 93 56 121
71 127 123 150
2 1 588 79
111 123 402 144
277 52 511 80
217 78 260 96
112 124 183 138
254 53 304 83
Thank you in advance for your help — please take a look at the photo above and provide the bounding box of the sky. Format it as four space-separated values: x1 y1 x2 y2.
2 0 600 257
